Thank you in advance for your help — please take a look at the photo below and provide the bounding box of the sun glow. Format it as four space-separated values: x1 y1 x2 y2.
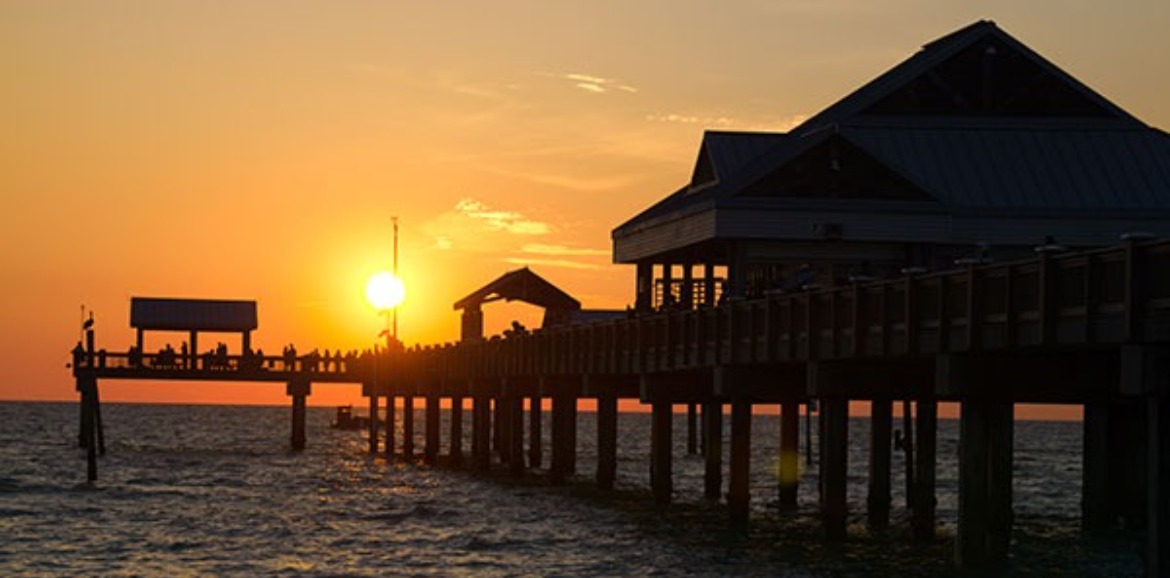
365 271 406 311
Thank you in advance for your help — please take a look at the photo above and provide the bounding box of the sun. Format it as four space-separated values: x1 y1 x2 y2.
365 271 406 311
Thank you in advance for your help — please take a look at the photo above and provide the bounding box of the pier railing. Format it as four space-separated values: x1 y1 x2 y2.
393 239 1170 383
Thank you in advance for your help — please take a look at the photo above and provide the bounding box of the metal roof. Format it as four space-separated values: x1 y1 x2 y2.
844 125 1170 215
130 298 258 332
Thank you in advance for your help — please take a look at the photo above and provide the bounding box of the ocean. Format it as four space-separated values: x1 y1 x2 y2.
0 402 1143 576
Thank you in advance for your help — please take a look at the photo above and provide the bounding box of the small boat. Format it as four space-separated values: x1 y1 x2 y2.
330 405 374 430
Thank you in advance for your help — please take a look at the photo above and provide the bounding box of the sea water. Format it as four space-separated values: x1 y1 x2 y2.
0 402 1142 576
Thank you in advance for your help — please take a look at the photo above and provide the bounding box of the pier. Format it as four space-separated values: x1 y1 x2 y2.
72 238 1170 574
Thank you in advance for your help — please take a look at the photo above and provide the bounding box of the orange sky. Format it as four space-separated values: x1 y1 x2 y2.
2 2 1166 416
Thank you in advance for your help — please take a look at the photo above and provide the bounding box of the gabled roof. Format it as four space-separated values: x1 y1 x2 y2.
614 20 1170 245
453 267 580 312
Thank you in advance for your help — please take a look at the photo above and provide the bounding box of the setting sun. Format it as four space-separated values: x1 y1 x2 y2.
365 271 406 311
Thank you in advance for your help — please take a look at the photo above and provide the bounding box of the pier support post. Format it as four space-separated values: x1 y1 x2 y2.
956 399 1014 569
686 403 699 455
425 394 440 465
472 394 491 470
77 375 99 481
868 399 892 532
703 401 723 501
596 394 618 490
449 396 463 467
779 401 799 510
528 396 542 469
385 393 396 457
368 392 379 453
1148 395 1170 578
288 379 310 452
402 395 415 459
651 402 673 507
729 400 752 528
550 392 577 484
912 399 938 542
508 395 524 477
820 397 849 540
1082 402 1114 532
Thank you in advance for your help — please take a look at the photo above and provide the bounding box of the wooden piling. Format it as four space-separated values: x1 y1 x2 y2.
508 395 524 477
402 395 415 459
367 392 379 453
779 401 799 510
596 394 618 490
651 402 673 507
425 394 440 465
385 393 396 457
912 399 937 542
287 379 310 452
868 399 892 532
449 396 464 467
1149 396 1170 577
472 394 491 470
702 401 722 501
686 402 698 455
956 399 1013 568
550 392 576 484
528 395 542 469
1082 402 1113 531
820 397 848 540
729 400 752 528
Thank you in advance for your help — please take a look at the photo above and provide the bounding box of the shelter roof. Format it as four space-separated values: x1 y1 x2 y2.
453 267 581 312
130 297 258 332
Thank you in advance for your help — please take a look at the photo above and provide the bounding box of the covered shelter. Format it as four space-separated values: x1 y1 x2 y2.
453 267 581 341
130 297 258 366
612 20 1170 311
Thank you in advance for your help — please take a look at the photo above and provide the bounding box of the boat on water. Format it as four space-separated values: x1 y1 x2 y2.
330 405 375 430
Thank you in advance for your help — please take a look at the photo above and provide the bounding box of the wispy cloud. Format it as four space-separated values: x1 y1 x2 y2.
521 243 608 257
455 198 550 235
646 113 809 132
503 257 601 270
546 72 639 95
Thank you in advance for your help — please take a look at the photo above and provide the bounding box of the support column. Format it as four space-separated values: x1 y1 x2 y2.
820 397 849 540
550 393 577 484
425 394 440 465
472 394 491 470
956 399 1013 569
508 396 524 477
596 394 618 490
77 375 98 481
449 396 464 467
367 391 379 453
686 403 698 455
1082 403 1112 532
1148 396 1170 577
288 379 310 452
728 400 752 528
493 397 506 461
385 391 396 457
913 399 938 542
402 395 415 459
868 399 892 532
528 396 542 469
703 401 723 501
651 402 673 507
779 401 800 510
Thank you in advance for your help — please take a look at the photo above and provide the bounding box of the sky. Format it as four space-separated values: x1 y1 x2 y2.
2 1 1168 410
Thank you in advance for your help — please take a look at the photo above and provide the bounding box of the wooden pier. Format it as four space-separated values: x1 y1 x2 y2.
72 238 1170 574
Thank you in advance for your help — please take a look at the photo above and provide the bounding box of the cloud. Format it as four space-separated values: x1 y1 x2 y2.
521 243 608 257
454 198 551 235
546 72 639 95
503 257 600 270
645 112 809 132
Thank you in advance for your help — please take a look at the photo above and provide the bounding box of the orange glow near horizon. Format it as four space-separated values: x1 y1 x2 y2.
2 3 1167 421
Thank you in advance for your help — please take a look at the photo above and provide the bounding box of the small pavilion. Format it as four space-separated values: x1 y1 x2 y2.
453 267 582 341
613 20 1170 311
